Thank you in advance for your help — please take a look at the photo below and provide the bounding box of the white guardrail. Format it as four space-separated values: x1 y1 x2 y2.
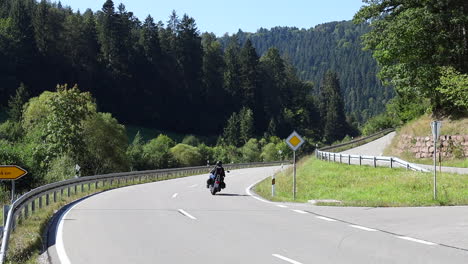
316 150 430 172
0 161 288 263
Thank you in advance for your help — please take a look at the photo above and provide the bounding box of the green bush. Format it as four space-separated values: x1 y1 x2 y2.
260 142 278 162
143 134 176 169
182 135 201 146
240 138 261 162
170 144 203 167
45 155 76 183
213 145 241 164
127 131 146 171
0 120 23 142
436 67 468 115
197 143 214 165
81 112 129 175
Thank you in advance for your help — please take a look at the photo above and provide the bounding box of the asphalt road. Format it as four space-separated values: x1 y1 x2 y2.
49 166 468 264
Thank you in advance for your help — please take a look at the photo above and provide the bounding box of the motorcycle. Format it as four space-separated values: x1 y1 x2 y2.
208 171 229 195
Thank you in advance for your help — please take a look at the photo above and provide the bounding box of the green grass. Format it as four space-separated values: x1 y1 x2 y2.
393 152 468 168
398 114 468 137
255 157 468 207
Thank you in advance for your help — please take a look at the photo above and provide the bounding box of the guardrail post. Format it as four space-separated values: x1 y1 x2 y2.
67 186 71 197
95 181 98 189
24 204 29 218
46 193 49 206
390 158 393 168
359 156 362 166
406 164 409 170
74 185 77 194
339 154 342 163
39 196 43 209
31 199 35 213
54 191 57 203
81 184 84 192
373 157 377 167
348 155 351 165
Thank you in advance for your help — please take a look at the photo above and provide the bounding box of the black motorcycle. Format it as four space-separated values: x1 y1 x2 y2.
208 171 228 195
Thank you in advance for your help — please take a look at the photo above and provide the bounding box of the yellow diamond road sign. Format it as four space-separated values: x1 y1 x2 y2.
286 131 305 151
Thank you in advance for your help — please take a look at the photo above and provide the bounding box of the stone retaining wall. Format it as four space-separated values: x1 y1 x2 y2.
396 134 468 158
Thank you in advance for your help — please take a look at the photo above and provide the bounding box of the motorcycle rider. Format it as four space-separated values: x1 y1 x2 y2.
206 161 226 189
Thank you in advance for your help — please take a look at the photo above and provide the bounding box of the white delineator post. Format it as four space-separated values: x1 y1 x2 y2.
272 174 275 196
431 121 441 200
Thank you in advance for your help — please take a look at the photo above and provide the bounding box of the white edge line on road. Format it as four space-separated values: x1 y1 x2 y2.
272 254 303 264
316 216 337 222
245 179 275 204
292 209 308 214
276 204 288 208
172 193 178 198
56 201 82 264
178 209 197 220
397 236 437 245
349 225 377 232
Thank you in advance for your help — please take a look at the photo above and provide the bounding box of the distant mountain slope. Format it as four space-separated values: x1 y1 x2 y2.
221 21 395 124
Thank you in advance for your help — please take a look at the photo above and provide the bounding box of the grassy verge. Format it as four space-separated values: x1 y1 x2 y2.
254 156 468 207
383 114 467 168
3 174 192 264
389 151 468 168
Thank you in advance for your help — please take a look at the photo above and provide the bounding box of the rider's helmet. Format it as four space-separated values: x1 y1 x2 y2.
216 160 222 166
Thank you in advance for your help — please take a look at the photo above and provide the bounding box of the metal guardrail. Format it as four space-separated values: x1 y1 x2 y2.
0 161 288 263
316 128 429 172
316 150 429 172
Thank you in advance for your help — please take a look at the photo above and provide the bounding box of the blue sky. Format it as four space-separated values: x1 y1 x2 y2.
59 0 365 36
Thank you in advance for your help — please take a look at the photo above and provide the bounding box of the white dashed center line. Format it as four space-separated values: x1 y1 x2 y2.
292 209 308 214
178 209 197 220
276 204 288 208
172 193 178 198
316 216 337 222
349 225 377 232
272 254 303 264
397 236 437 245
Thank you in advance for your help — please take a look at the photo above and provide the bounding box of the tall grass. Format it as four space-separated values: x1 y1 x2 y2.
255 157 468 207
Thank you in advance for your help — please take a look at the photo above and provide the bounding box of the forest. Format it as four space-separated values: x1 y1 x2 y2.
220 22 395 124
0 0 358 192
0 0 368 139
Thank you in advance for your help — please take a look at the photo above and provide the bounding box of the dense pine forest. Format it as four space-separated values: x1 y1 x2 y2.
0 0 378 141
221 22 395 123
0 0 362 190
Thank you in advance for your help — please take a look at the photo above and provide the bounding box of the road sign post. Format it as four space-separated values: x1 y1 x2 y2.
0 165 28 203
286 131 305 200
431 121 441 200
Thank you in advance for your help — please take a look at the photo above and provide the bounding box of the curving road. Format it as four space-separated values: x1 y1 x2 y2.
48 166 468 264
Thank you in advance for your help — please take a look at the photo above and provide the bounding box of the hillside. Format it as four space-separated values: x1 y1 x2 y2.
221 21 395 124
383 115 468 167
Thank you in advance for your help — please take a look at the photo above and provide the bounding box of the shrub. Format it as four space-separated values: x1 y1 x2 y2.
170 144 203 167
240 138 261 162
182 135 201 146
143 134 176 169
